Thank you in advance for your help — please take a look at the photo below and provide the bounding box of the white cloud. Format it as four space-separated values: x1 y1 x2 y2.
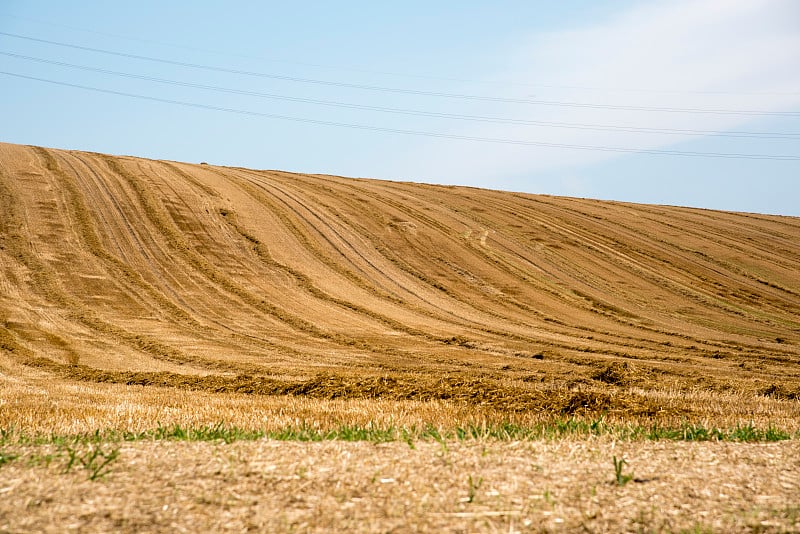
398 0 800 184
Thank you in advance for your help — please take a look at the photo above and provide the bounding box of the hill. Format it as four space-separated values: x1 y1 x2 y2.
1 141 799 422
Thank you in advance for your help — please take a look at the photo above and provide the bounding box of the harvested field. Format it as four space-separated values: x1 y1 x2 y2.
1 439 799 533
1 141 799 531
1 142 799 421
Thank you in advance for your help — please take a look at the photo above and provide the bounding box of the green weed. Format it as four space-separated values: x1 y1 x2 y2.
466 474 483 503
63 444 120 481
0 449 18 467
613 455 633 486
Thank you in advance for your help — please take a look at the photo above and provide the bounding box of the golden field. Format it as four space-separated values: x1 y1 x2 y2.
1 141 799 428
1 142 799 531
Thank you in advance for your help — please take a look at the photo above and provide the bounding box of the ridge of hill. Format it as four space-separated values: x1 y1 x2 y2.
1 142 799 418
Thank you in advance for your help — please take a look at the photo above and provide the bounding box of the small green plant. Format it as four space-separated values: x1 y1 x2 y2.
401 428 415 450
0 427 13 446
425 425 448 455
64 444 120 481
467 475 483 503
27 452 58 468
0 449 18 467
590 414 606 434
613 455 634 486
681 524 714 534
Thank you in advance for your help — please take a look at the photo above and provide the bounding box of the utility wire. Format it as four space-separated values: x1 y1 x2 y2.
4 50 797 140
6 14 800 97
2 70 799 161
1 31 799 117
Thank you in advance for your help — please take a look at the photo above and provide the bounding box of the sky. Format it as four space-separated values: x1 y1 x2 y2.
1 1 798 215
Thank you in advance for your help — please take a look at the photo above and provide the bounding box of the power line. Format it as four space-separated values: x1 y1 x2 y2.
3 70 799 161
7 14 800 97
2 31 799 117
4 50 798 140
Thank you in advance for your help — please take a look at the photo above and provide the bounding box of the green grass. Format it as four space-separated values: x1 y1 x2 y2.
0 449 19 467
2 441 119 481
0 420 794 480
0 419 796 448
63 444 120 481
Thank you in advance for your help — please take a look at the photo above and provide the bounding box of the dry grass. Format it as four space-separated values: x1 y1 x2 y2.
3 363 800 436
2 439 799 532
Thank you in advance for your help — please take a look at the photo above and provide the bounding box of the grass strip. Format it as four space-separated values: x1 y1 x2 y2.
1 419 796 448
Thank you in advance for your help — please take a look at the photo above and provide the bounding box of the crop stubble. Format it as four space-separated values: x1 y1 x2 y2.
0 141 799 428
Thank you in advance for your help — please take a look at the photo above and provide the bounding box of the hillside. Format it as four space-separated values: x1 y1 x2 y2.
1 142 799 418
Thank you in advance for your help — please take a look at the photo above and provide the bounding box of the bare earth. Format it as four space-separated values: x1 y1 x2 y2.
2 439 799 533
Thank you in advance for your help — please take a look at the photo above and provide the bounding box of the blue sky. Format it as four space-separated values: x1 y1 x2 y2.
1 1 798 215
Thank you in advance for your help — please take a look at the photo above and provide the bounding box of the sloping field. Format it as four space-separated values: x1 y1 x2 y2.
1 141 799 427
2 142 800 532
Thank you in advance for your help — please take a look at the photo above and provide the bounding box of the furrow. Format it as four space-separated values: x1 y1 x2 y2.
98 155 395 353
